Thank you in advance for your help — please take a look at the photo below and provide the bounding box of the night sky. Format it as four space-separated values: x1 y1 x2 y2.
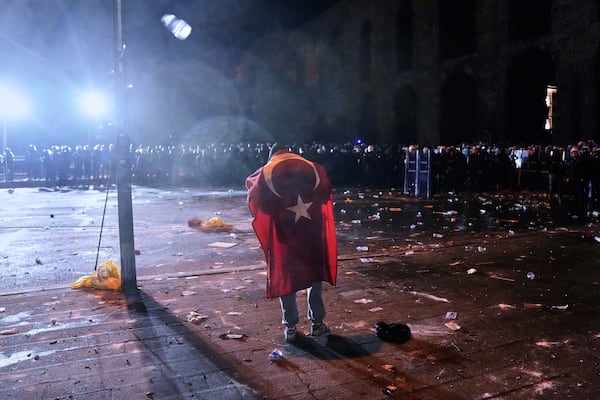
0 0 339 151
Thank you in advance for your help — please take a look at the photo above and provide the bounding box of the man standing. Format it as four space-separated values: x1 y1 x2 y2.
246 143 337 342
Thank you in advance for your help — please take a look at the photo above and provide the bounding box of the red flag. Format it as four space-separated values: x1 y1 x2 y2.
246 150 337 298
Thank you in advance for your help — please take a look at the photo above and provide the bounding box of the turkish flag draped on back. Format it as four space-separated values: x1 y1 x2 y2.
246 150 337 298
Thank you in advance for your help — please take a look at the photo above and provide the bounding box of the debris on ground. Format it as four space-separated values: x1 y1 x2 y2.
375 321 412 343
186 311 208 324
188 216 233 232
219 332 248 340
445 312 458 320
268 349 283 362
208 241 237 248
444 321 461 331
71 260 121 290
382 385 398 395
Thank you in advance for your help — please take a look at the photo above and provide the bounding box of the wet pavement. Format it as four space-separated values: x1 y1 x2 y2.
0 184 599 399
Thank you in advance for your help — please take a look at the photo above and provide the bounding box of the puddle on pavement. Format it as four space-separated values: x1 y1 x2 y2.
0 349 58 369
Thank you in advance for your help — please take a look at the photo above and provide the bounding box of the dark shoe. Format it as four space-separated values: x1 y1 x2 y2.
284 326 297 342
310 322 330 337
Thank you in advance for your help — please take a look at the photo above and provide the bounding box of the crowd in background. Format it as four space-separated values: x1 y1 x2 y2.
2 141 599 215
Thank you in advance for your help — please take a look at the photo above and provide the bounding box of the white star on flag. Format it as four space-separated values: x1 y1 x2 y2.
287 195 313 222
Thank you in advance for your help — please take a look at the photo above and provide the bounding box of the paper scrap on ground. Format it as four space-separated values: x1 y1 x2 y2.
408 291 449 303
498 303 516 309
219 333 247 340
208 242 237 248
186 311 208 324
354 298 374 304
445 321 461 331
445 311 457 320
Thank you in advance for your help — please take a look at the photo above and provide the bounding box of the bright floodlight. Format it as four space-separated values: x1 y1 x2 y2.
0 83 30 119
78 90 110 119
161 14 192 40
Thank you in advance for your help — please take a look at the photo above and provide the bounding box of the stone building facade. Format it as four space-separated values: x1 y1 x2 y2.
240 0 600 147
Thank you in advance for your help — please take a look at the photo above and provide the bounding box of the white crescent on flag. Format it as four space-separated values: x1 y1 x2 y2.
262 153 320 198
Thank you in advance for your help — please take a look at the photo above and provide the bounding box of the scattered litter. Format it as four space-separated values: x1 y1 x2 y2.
369 307 384 312
433 233 443 238
449 261 463 266
444 321 461 331
1 329 19 335
188 216 233 232
524 303 543 309
71 260 121 291
219 333 247 340
408 291 449 303
268 349 283 362
233 286 246 291
526 272 536 280
375 321 411 343
187 218 203 228
477 246 487 252
508 230 515 236
489 274 515 282
0 307 5 313
356 246 369 251
550 304 569 310
445 311 458 320
227 311 243 316
535 340 562 348
382 385 398 395
35 258 43 265
354 298 374 304
467 268 477 274
360 258 377 263
404 250 414 255
181 290 197 296
351 219 362 224
208 242 237 248
186 311 208 324
498 303 516 310
382 364 397 373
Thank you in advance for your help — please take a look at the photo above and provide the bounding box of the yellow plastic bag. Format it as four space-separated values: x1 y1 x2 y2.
71 260 121 290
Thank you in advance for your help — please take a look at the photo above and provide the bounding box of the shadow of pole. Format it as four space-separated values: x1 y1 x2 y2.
121 289 261 398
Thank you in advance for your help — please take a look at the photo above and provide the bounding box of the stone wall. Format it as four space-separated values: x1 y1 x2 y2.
242 0 600 146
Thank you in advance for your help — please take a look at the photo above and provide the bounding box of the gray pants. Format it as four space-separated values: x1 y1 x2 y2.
279 281 325 328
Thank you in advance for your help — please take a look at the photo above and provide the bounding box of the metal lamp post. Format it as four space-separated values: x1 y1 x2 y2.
113 0 137 292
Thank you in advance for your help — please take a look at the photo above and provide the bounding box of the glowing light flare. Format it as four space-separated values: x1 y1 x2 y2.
77 90 110 119
0 83 31 119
